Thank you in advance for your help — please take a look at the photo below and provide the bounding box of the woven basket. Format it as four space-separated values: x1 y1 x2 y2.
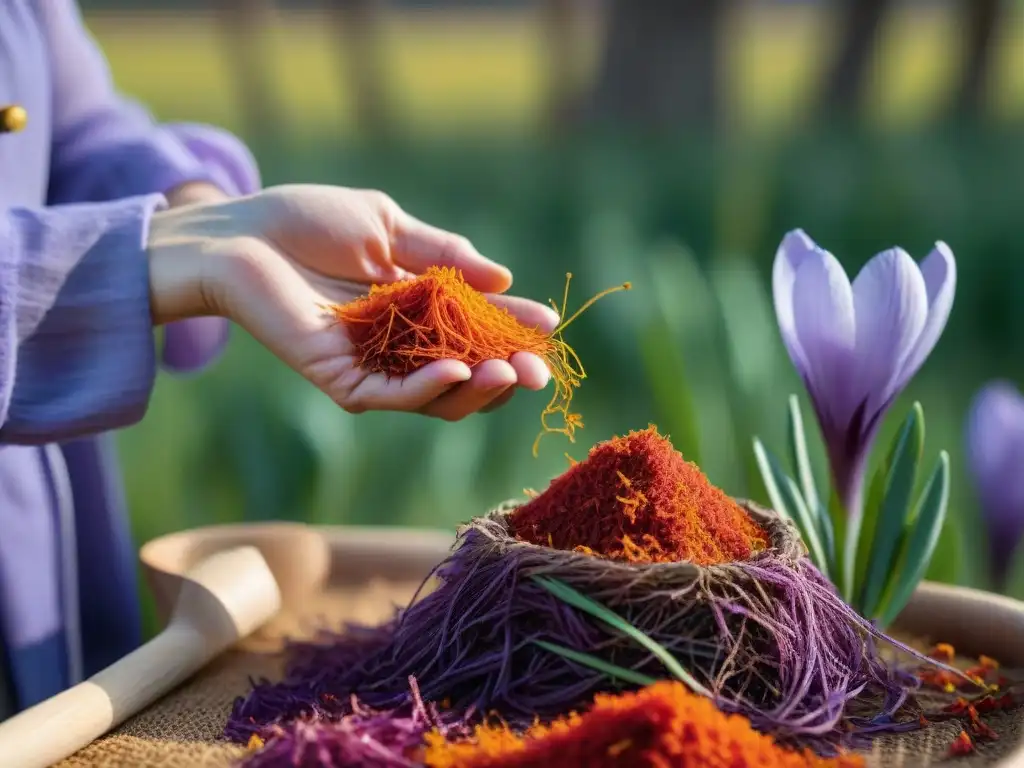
54 524 1024 768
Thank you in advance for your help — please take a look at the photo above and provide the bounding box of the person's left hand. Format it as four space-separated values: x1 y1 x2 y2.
148 184 558 420
165 180 228 210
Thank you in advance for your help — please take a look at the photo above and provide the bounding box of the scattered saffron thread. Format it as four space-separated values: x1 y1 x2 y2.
326 267 629 457
421 681 865 768
912 645 1017 755
949 729 974 756
509 425 768 565
918 643 1002 695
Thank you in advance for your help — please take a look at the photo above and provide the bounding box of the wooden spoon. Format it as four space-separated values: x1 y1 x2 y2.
0 546 281 768
140 521 330 629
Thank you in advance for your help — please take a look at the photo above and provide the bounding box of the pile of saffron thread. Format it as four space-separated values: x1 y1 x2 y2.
226 516 931 751
421 681 865 768
227 427 957 751
510 425 769 565
328 266 630 454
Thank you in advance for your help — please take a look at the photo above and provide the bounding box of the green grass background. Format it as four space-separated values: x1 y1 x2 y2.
81 5 1024 634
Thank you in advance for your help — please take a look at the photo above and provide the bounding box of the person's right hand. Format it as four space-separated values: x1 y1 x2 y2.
146 184 559 420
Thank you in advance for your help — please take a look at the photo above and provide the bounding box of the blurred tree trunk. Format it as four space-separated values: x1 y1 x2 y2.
214 0 283 142
325 0 391 139
819 0 891 118
540 0 586 134
586 0 725 131
950 0 1002 118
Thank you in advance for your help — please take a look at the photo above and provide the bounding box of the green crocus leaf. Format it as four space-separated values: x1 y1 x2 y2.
533 640 658 687
532 576 711 697
829 486 851 601
859 403 925 621
753 438 830 577
924 516 963 586
851 402 927 609
875 451 951 629
853 446 891 610
786 395 833 569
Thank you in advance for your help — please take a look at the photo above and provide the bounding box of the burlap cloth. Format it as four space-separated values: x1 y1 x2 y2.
55 578 1024 768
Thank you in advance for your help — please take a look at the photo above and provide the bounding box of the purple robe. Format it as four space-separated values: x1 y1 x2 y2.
0 0 260 714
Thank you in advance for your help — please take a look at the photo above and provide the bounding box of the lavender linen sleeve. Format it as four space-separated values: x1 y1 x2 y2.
35 1 261 374
37 0 218 203
0 196 164 445
158 124 261 373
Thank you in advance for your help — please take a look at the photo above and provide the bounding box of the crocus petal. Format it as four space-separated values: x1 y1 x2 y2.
966 381 1024 583
890 242 956 399
773 229 826 376
791 251 856 427
967 381 1024 506
851 248 928 416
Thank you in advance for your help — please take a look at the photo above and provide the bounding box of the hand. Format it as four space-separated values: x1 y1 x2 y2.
164 181 228 209
147 184 558 420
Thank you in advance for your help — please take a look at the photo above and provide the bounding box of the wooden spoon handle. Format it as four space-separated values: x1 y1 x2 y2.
0 624 207 768
0 546 281 768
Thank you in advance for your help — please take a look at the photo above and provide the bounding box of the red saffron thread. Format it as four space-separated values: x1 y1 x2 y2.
949 730 974 756
421 681 864 768
918 649 1010 748
327 266 629 455
509 425 769 566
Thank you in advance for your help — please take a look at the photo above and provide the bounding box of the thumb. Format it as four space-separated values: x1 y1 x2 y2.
391 210 513 294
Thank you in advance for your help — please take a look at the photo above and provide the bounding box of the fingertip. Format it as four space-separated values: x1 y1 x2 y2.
471 359 518 390
425 359 473 384
539 306 560 333
450 238 512 293
509 352 551 391
464 255 512 295
394 212 514 293
487 295 560 333
491 263 513 294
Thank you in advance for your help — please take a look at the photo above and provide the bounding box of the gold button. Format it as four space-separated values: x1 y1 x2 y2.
0 105 27 134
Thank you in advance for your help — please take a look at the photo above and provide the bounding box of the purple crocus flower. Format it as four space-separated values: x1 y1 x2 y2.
966 381 1024 589
772 230 956 519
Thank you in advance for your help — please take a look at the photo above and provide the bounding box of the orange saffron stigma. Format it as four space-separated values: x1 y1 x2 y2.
929 643 956 663
509 425 769 566
421 681 864 768
949 730 974 756
326 267 629 456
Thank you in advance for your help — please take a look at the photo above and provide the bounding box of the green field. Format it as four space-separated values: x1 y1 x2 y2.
76 6 1024 634
89 5 1024 137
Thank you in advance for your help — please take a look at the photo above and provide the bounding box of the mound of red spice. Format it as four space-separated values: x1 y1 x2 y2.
509 425 768 566
421 680 864 768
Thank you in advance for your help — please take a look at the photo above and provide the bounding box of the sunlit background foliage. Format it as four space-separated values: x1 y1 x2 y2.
79 0 1024 631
